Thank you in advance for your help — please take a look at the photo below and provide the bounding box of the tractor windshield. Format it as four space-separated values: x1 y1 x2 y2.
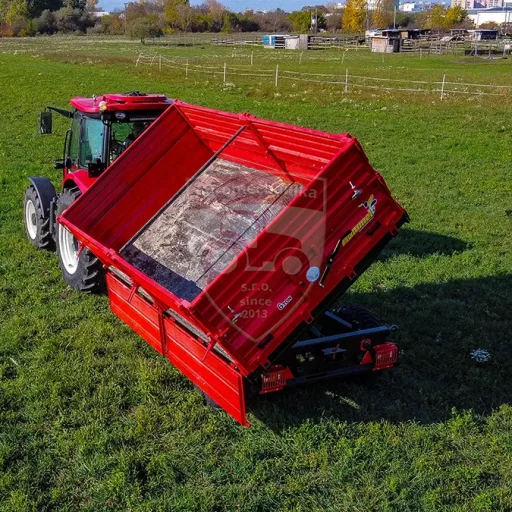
110 120 153 163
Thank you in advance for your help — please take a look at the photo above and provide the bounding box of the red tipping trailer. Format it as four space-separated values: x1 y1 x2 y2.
59 101 408 425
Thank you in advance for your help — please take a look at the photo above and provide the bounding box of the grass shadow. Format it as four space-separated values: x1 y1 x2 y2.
249 274 511 429
378 227 471 262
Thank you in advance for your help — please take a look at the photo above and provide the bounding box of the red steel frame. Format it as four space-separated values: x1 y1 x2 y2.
59 101 407 425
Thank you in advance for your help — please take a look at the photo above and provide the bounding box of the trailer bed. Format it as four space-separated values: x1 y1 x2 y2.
122 158 302 302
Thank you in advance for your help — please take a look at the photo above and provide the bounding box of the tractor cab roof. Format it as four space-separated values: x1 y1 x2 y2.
70 92 173 114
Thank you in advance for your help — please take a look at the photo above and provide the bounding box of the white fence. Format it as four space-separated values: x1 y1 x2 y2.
135 53 512 99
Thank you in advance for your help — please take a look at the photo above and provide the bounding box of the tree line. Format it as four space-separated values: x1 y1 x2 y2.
0 0 470 38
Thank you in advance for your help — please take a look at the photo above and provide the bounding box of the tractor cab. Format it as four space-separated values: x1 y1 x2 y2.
41 92 173 180
26 92 173 293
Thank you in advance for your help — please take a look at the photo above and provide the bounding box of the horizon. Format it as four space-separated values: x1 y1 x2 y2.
98 0 447 14
98 0 315 13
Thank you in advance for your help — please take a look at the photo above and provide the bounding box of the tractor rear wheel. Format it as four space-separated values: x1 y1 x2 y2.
56 187 105 293
23 185 54 250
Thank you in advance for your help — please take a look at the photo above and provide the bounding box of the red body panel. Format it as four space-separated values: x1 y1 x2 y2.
60 101 407 425
107 273 248 425
62 169 97 193
70 94 172 114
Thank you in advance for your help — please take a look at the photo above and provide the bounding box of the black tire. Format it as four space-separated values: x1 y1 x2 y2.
23 185 54 250
335 305 382 330
55 187 105 293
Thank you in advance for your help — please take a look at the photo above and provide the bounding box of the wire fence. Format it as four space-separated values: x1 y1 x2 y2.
135 53 512 99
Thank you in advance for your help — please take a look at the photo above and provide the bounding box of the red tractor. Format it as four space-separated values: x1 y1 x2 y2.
23 92 173 291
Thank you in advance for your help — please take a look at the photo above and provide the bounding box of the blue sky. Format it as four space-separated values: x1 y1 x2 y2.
98 0 314 13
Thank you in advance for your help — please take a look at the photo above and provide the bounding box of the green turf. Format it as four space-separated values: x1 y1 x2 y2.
0 37 511 512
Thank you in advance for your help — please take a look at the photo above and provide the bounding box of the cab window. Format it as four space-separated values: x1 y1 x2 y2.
79 117 104 167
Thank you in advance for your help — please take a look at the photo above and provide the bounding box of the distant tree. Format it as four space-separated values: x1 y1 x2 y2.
125 2 146 30
301 4 328 13
445 5 466 27
416 4 464 30
64 0 87 11
222 11 240 32
255 9 292 32
342 0 366 32
95 12 123 34
315 11 326 30
479 21 499 29
239 12 258 32
130 13 162 42
372 0 395 28
417 4 447 30
395 11 417 28
36 8 56 32
3 0 30 35
164 0 187 28
289 10 311 32
206 0 225 31
55 6 94 32
325 11 342 32
5 0 28 22
27 0 62 19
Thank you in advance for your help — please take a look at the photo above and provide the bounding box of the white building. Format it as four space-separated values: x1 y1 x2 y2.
399 2 423 11
467 7 512 25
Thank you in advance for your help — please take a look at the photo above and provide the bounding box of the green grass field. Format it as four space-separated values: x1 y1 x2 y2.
0 37 511 511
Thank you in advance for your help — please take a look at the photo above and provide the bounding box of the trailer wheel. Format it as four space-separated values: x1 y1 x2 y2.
23 185 54 250
56 187 105 293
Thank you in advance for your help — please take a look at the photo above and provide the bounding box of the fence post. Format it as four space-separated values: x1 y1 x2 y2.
275 64 279 87
251 51 254 65
186 58 189 79
135 53 141 67
223 62 227 83
342 51 345 64
159 54 162 72
440 74 446 100
345 68 349 93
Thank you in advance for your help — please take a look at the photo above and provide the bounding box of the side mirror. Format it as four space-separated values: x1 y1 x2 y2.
40 111 52 134
55 158 73 170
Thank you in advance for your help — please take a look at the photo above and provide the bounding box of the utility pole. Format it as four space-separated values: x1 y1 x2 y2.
124 2 128 35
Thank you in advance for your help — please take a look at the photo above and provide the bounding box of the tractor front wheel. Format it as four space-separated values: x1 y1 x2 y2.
23 185 54 250
56 187 105 293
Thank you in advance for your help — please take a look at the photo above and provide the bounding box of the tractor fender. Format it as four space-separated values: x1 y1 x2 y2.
62 169 96 194
28 177 57 218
